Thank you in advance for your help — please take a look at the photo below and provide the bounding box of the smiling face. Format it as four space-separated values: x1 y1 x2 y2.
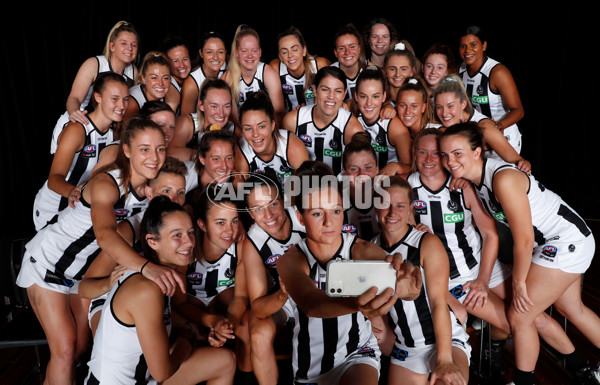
94 80 130 123
439 134 482 182
278 34 307 74
396 89 426 129
109 31 138 64
141 63 171 100
375 185 412 234
149 210 195 268
198 140 234 184
146 172 186 206
298 186 344 246
368 24 391 57
344 150 378 191
414 134 443 178
356 79 386 124
236 35 261 73
199 88 233 128
166 45 191 83
435 92 468 127
334 33 361 70
459 34 487 67
423 53 449 88
201 37 227 76
241 109 275 155
197 202 239 253
384 54 414 89
124 128 166 184
248 185 288 237
314 75 346 117
150 110 176 147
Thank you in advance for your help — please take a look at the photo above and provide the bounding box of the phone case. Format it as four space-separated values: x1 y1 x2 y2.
326 260 396 297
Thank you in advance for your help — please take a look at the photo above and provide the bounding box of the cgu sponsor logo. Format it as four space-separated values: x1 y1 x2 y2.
218 278 234 287
324 148 342 158
371 143 388 153
443 212 465 223
471 95 489 105
492 211 507 222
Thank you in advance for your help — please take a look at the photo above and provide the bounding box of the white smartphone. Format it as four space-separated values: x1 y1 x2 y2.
326 260 396 297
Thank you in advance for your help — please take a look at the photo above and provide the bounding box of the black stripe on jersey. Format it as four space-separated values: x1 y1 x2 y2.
315 137 324 162
55 226 96 277
449 190 478 270
258 241 279 291
321 318 338 374
331 126 343 175
134 353 150 384
345 312 359 357
533 226 546 246
295 83 307 106
74 247 101 280
557 204 591 237
296 309 311 380
390 300 415 347
430 201 460 279
376 125 388 167
87 372 100 385
204 269 219 299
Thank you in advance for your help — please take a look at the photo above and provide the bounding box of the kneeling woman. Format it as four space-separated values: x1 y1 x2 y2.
372 176 470 385
277 166 423 385
85 196 236 384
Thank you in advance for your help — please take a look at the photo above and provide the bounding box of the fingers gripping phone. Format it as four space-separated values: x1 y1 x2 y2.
326 260 396 297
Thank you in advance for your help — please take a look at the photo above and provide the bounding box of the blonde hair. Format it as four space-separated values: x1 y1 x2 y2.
433 74 473 116
228 24 261 106
136 51 170 85
102 21 139 62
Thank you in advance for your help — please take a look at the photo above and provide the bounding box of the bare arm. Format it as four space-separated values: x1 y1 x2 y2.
65 57 99 125
490 64 524 130
47 122 86 206
286 132 310 169
179 76 199 117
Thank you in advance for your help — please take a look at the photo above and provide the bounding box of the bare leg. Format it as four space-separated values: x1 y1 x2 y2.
163 346 236 385
249 312 279 385
386 363 428 385
340 363 380 385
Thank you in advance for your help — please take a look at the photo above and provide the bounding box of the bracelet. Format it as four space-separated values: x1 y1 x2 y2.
140 260 151 274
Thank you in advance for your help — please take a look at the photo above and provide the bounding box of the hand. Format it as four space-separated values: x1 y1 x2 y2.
462 279 489 310
430 360 467 385
357 286 396 318
209 317 235 347
414 223 432 234
68 109 89 125
67 184 83 208
109 264 128 288
448 177 470 191
386 255 422 301
141 262 186 296
277 278 289 301
516 158 531 175
379 103 397 120
512 280 534 313
378 162 402 177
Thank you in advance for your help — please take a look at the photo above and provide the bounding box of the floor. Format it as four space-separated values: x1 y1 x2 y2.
2 220 599 385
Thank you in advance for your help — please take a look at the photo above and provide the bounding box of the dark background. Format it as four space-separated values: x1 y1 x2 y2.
1 5 597 241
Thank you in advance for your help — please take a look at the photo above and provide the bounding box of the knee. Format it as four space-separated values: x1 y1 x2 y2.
50 336 77 364
250 319 275 353
507 306 533 330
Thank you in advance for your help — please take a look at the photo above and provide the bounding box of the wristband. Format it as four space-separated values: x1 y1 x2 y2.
140 260 151 274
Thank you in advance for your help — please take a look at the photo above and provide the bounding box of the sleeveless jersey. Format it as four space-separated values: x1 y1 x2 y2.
246 206 306 292
23 169 147 285
51 55 135 154
189 62 227 95
295 105 352 175
372 227 436 348
278 58 317 112
358 115 399 165
129 84 165 110
475 157 591 246
459 57 521 153
407 172 480 287
237 62 268 107
342 202 380 241
468 109 521 159
291 232 379 380
186 242 238 306
330 62 361 100
85 270 171 385
238 129 295 184
34 116 116 230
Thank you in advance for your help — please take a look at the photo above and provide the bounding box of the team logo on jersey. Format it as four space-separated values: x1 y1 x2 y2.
391 346 409 361
356 346 376 358
538 182 546 192
187 272 203 284
163 303 172 326
329 139 341 150
265 254 281 266
299 134 312 147
413 200 428 215
541 245 557 259
444 212 465 224
324 148 342 158
569 244 576 252
82 144 97 158
282 84 293 94
342 224 357 233
114 208 130 218
224 267 234 279
447 200 459 212
278 164 293 179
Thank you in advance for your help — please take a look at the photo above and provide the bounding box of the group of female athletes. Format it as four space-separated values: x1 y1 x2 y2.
18 17 600 385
